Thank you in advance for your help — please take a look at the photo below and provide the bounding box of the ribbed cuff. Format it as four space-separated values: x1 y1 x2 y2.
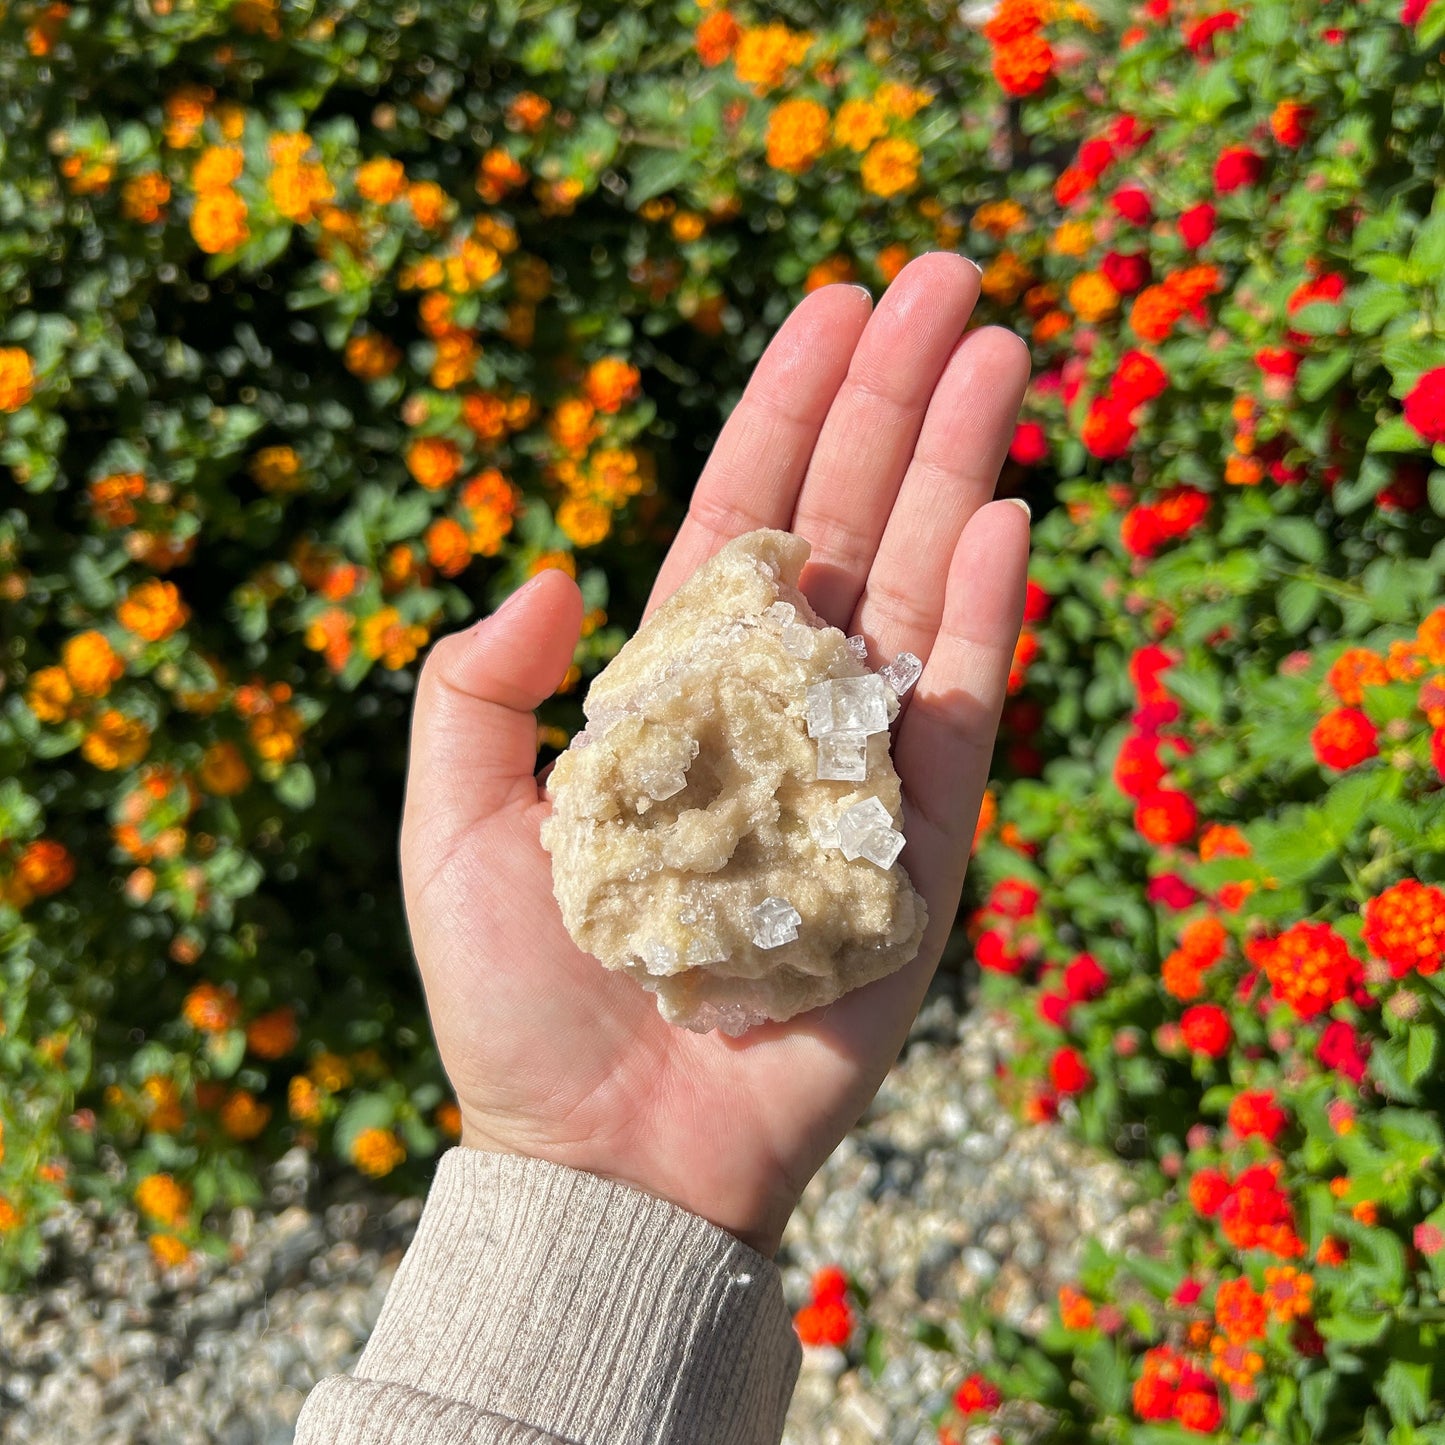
351 1149 800 1445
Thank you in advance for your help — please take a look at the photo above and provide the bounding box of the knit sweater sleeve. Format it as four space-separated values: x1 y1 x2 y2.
293 1148 801 1445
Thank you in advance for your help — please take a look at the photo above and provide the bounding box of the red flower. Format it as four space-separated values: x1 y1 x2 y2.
1433 726 1445 781
1114 734 1166 798
1183 9 1240 52
1255 346 1302 380
1114 349 1169 404
1228 1089 1288 1143
1311 707 1379 770
1362 879 1445 978
1009 420 1049 466
1249 922 1362 1020
794 1297 853 1346
1218 1163 1305 1258
953 1373 1003 1416
1064 953 1109 1001
1404 367 1445 444
1023 579 1052 623
1178 202 1217 248
1190 1168 1231 1216
1082 398 1137 458
1149 872 1202 909
976 928 1025 974
1111 186 1154 225
1050 1045 1092 1094
1380 461 1428 512
1077 136 1115 178
1054 166 1090 206
1120 505 1164 557
1402 0 1437 22
1130 645 1176 701
1181 1003 1232 1058
1102 250 1151 295
989 877 1042 918
1214 145 1263 192
1415 1223 1445 1257
1317 1019 1370 1083
1135 788 1198 845
1038 991 1072 1027
1270 100 1313 147
812 1265 848 1302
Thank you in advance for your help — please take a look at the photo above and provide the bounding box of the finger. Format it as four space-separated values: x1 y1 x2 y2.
851 326 1031 672
893 498 1031 871
402 569 584 852
645 283 874 616
790 252 983 628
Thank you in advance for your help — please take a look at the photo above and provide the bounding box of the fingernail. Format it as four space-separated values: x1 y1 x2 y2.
964 256 985 275
848 283 873 303
1005 497 1032 521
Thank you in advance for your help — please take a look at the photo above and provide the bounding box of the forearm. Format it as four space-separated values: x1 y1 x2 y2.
295 1148 801 1445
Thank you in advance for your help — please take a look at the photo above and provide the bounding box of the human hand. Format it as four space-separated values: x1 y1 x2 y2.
399 253 1032 1257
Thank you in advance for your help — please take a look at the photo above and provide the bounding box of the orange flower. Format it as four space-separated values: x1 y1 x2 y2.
973 200 1028 238
695 8 741 66
1327 647 1390 705
220 1089 272 1141
192 146 244 192
1262 1267 1312 1322
359 608 429 670
135 1173 191 1227
876 81 931 118
549 397 599 455
834 98 887 152
183 982 240 1034
356 157 406 205
805 256 856 293
89 471 147 527
1213 1276 1267 1344
1418 607 1445 665
1069 271 1120 322
733 22 812 92
141 1076 185 1133
506 91 551 131
1050 219 1094 257
247 704 303 763
476 148 526 203
199 740 251 795
436 1101 463 1138
17 840 74 897
120 171 171 224
876 243 910 284
1161 953 1205 1000
981 251 1033 305
1247 922 1361 1019
405 437 462 490
63 630 124 695
460 469 520 556
1058 1285 1095 1330
860 137 921 198
0 1195 19 1232
269 159 334 223
118 579 189 642
247 1006 299 1060
309 1051 353 1091
163 84 214 149
288 1075 323 1123
345 332 401 381
583 357 642 414
26 667 74 723
557 496 612 548
406 180 449 228
993 33 1054 96
351 1126 405 1177
1199 824 1250 862
424 517 472 576
528 550 577 580
0 347 35 412
150 1234 190 1267
190 187 249 254
766 98 831 174
82 710 150 770
250 445 305 494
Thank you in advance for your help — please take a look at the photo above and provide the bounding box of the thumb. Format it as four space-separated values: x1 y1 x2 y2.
403 568 585 843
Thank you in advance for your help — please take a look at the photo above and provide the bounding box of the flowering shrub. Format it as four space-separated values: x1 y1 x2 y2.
5 0 1445 1435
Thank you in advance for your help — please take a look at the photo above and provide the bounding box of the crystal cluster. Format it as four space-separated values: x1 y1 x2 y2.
540 529 928 1035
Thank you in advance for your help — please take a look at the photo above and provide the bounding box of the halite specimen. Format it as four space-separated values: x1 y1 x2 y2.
540 529 928 1035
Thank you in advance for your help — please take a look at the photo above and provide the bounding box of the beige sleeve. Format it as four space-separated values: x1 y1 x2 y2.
294 1148 801 1445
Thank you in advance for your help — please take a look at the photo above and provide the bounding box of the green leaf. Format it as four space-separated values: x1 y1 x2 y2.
1277 577 1321 631
1301 1370 1336 1432
1271 516 1327 564
1298 349 1353 402
1405 1021 1437 1085
332 1092 397 1159
627 148 694 207
274 764 316 810
204 1028 246 1080
1382 1359 1432 1426
1370 416 1428 453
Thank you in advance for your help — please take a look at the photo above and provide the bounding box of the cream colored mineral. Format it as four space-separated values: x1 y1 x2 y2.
539 529 928 1035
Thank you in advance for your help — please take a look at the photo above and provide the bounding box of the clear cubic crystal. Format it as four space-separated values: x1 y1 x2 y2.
805 681 836 738
830 675 889 735
639 939 679 975
764 600 796 626
641 770 687 801
836 797 905 868
781 622 816 659
880 651 923 699
809 813 841 850
816 731 868 781
846 634 869 662
686 934 730 965
751 896 801 950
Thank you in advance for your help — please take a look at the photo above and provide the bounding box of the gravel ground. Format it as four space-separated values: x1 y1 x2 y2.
0 982 1149 1445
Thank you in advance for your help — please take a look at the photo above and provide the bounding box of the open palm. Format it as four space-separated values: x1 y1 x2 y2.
399 253 1032 1257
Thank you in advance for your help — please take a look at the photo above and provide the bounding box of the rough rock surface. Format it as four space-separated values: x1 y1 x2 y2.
0 988 1151 1445
541 529 927 1034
